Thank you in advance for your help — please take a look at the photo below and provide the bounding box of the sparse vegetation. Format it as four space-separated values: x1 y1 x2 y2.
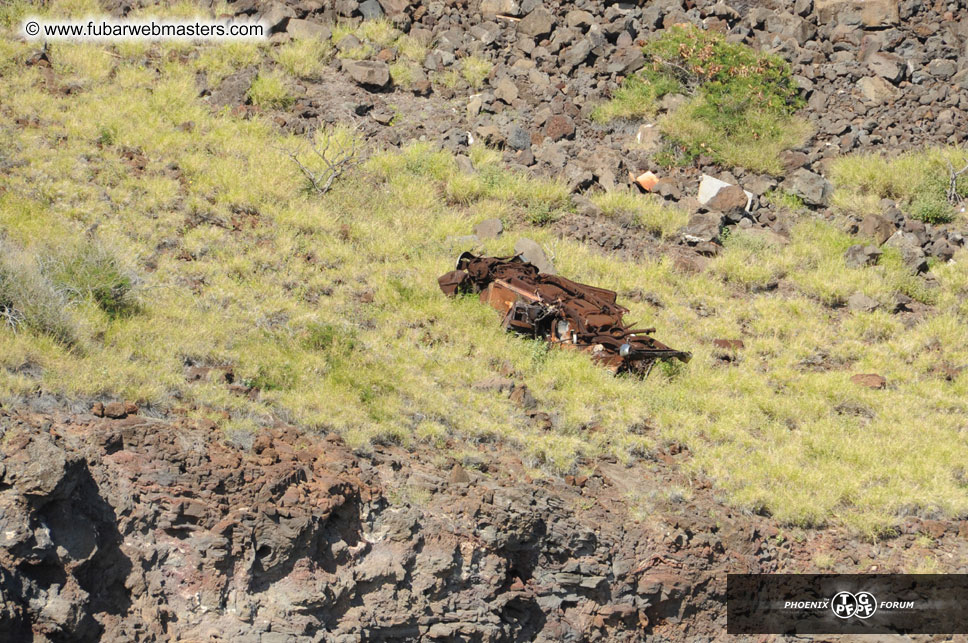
330 19 427 65
0 244 77 345
765 189 807 212
590 74 681 123
247 70 294 109
592 25 811 173
590 189 690 239
389 60 421 88
830 146 968 223
3 12 968 540
459 55 493 90
273 38 333 80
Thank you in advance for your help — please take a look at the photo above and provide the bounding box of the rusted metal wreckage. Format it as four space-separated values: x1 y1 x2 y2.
438 252 691 376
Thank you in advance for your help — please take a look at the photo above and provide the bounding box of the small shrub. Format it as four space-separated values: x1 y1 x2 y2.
273 38 332 79
0 244 76 344
432 69 463 90
459 56 492 90
247 70 294 109
43 242 138 317
911 193 954 224
356 18 400 47
395 34 428 62
642 25 801 116
526 202 559 226
389 61 419 88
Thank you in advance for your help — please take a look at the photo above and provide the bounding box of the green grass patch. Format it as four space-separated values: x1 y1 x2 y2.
590 189 690 239
273 38 333 80
459 55 493 90
830 147 968 224
247 70 294 109
765 188 807 212
590 72 681 123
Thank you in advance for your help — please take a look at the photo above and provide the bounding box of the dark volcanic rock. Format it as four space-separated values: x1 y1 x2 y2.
786 169 833 207
342 59 391 88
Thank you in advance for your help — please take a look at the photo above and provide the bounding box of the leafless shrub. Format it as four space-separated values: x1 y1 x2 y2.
285 128 359 196
945 159 968 204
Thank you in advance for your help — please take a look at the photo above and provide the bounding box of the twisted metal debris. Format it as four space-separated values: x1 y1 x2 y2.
439 252 691 376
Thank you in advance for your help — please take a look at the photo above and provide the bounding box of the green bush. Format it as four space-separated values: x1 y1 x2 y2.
593 25 810 173
641 25 802 117
911 193 954 224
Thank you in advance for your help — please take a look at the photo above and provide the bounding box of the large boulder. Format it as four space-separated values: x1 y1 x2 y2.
480 0 521 17
377 0 410 16
857 76 900 104
358 0 385 19
844 244 882 268
867 52 905 83
706 185 750 218
858 214 895 245
847 292 879 312
814 0 899 27
514 238 555 274
786 169 833 207
885 230 929 273
474 218 503 239
260 1 297 32
285 19 331 40
697 175 752 219
518 8 556 38
764 11 817 46
680 213 723 245
342 60 391 88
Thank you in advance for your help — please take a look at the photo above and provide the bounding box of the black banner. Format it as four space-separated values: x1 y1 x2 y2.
727 574 968 634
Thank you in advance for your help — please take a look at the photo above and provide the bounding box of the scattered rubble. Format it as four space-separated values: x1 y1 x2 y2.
196 0 968 280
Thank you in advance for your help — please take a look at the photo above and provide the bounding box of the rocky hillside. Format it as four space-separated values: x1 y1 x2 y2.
189 0 968 268
3 0 968 640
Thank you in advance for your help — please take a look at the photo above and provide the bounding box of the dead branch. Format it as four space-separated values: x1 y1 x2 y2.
946 159 968 204
284 130 358 196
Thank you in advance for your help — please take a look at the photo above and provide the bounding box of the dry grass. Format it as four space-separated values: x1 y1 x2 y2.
2 6 968 538
830 147 968 223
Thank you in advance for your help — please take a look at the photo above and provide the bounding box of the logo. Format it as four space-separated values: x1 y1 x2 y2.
832 591 877 619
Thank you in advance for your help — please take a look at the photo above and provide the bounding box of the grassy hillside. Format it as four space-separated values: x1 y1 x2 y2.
3 2 968 537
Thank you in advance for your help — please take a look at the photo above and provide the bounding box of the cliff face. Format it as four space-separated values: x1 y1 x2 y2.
0 406 733 641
